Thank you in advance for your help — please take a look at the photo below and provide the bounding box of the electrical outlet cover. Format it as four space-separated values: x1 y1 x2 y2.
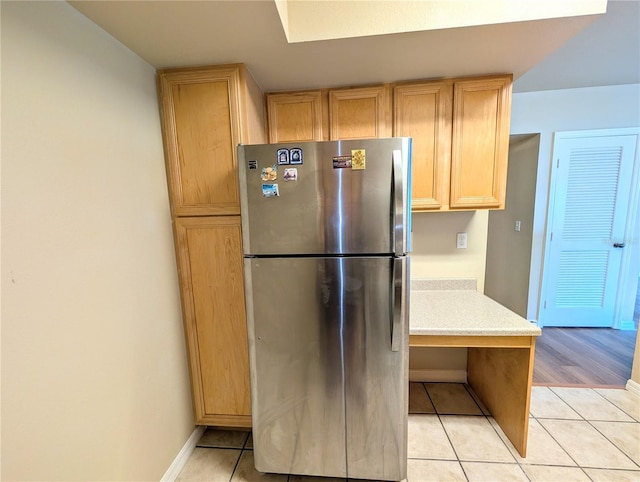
456 232 467 249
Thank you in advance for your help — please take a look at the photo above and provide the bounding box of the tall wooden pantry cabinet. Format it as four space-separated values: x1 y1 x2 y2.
157 64 265 427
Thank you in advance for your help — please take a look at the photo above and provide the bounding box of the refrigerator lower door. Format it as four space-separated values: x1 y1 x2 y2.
345 255 408 481
244 256 408 480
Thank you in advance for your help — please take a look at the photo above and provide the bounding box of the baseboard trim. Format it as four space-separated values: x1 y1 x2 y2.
409 369 467 383
625 379 640 396
534 382 627 389
160 425 206 482
619 319 636 331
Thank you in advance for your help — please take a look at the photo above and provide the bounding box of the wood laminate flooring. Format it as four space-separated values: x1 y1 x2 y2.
533 327 637 387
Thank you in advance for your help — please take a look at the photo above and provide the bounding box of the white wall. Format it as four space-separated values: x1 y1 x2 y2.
632 330 640 384
485 134 540 318
510 83 640 320
409 210 489 380
1 2 194 480
411 210 489 292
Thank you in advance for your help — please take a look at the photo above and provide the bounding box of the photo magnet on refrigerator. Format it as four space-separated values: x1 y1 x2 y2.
283 168 298 181
290 148 303 165
262 184 279 197
333 156 352 169
277 148 289 165
261 165 278 181
351 149 366 170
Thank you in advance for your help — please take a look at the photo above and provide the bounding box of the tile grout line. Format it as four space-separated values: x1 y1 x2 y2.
195 386 640 481
545 387 640 470
475 387 588 478
227 449 242 482
421 382 468 479
531 414 640 473
232 432 254 482
546 387 585 421
530 413 584 470
461 383 487 416
592 388 640 421
478 410 525 474
422 381 532 480
416 381 431 414
584 418 640 469
457 383 521 470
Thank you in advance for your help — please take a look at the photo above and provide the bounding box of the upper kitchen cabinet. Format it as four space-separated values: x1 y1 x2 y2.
329 85 391 140
264 74 512 210
394 74 512 211
394 81 453 211
450 75 512 209
157 64 265 216
266 90 326 143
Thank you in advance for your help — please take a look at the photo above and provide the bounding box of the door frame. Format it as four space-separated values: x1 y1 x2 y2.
540 127 640 329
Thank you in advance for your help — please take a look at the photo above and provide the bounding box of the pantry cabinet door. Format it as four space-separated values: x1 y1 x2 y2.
174 216 251 426
158 67 242 216
450 76 512 209
329 86 390 140
394 82 453 211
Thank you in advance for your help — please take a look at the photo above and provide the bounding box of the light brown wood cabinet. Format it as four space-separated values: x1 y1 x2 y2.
394 75 512 211
174 216 251 426
450 76 511 209
157 64 265 427
329 85 391 140
158 64 265 216
266 90 325 143
266 85 391 143
266 75 512 211
394 81 453 210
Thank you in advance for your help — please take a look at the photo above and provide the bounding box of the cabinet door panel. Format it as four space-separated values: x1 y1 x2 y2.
394 82 452 210
329 86 390 140
159 67 242 216
451 77 512 209
175 217 251 424
267 91 324 143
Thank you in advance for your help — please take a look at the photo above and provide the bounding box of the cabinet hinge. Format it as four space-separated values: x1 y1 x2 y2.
556 158 560 168
544 300 547 309
550 232 553 241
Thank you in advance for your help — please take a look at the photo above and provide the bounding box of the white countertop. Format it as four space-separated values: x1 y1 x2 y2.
409 279 541 337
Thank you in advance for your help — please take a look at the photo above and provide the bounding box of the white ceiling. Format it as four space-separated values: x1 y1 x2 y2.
514 0 639 93
68 0 639 94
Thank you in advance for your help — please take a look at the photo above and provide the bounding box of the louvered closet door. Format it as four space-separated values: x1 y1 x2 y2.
542 134 637 327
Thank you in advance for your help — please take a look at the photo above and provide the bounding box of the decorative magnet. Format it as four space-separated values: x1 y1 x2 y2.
351 149 366 170
262 184 279 197
261 164 278 181
290 148 303 165
333 156 352 169
277 148 289 165
248 160 258 170
283 168 298 181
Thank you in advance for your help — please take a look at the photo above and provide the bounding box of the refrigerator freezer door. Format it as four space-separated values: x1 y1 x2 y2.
244 256 407 480
238 138 411 256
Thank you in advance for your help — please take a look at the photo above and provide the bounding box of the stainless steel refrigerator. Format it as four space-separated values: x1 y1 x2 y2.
238 138 411 481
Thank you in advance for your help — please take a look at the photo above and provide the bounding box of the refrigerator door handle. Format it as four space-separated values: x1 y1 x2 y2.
392 149 407 256
391 257 406 352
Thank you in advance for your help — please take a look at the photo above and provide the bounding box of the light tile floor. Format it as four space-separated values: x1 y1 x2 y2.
176 384 640 481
